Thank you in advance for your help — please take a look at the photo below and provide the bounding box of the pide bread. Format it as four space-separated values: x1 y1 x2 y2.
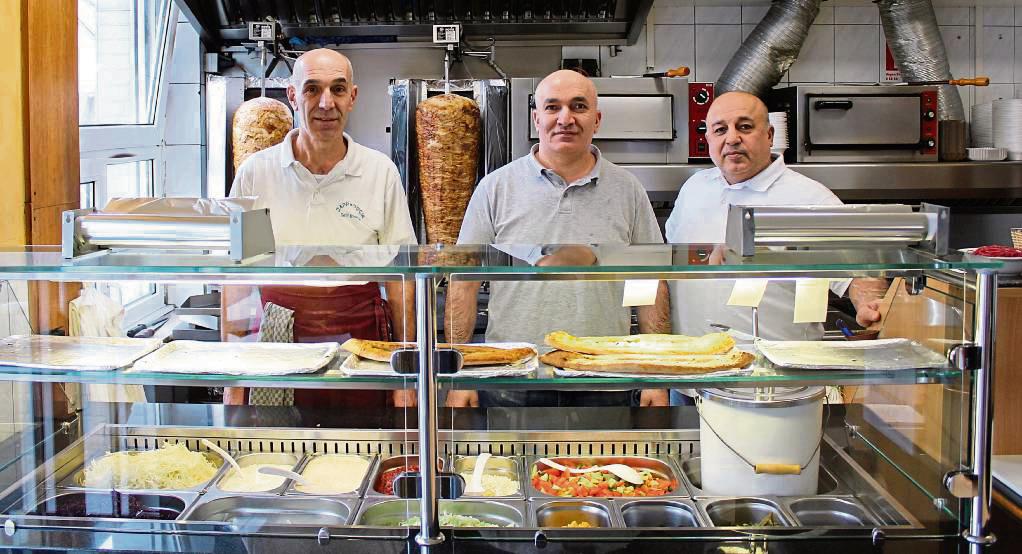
342 339 534 367
545 331 736 356
540 349 755 374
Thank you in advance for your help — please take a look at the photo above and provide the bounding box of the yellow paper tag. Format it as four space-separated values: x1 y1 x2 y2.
622 279 659 307
727 279 769 307
794 278 831 323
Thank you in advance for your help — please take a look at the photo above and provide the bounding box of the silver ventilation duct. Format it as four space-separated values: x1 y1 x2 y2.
716 0 821 97
877 0 965 121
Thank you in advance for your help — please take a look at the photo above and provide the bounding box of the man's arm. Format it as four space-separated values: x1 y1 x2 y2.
849 278 889 327
635 281 671 406
444 280 481 407
384 280 417 407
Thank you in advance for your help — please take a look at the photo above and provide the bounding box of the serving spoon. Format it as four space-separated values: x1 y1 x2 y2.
464 453 491 494
537 458 644 485
258 465 311 487
201 438 242 474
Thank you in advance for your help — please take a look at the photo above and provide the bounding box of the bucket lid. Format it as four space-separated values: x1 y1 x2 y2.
697 386 825 408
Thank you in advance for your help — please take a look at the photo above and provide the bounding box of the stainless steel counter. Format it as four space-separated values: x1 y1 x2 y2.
631 161 1022 201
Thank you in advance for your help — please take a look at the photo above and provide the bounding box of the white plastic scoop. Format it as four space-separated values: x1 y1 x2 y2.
464 453 491 494
258 465 311 487
201 439 242 474
538 458 644 485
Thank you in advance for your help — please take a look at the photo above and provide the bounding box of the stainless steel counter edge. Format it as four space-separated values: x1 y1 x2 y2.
629 161 1022 200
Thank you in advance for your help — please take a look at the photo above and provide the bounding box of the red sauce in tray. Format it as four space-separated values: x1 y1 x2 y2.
375 464 419 495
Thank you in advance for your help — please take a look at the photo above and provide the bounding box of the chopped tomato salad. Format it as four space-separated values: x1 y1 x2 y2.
530 461 677 497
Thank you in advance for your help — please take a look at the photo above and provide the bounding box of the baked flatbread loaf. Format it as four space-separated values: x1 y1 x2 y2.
341 339 534 367
545 331 736 356
540 349 755 374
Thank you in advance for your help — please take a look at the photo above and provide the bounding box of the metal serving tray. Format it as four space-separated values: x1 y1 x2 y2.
783 496 879 527
208 452 300 496
618 498 706 528
59 448 224 493
452 455 525 499
180 495 357 528
526 456 685 499
284 453 376 497
355 498 527 527
532 499 619 528
366 455 445 497
697 497 795 528
24 490 197 521
677 455 844 497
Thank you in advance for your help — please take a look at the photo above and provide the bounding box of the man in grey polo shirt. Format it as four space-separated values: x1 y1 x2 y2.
445 69 670 408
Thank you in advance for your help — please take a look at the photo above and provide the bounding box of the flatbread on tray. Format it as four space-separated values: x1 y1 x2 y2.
545 331 736 356
540 349 756 375
341 339 535 367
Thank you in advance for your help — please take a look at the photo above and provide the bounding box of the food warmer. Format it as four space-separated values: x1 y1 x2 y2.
0 229 1000 552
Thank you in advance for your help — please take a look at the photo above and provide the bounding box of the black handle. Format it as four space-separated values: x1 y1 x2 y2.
813 100 854 111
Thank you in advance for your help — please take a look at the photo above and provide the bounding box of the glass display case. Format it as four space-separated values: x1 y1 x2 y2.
0 243 999 553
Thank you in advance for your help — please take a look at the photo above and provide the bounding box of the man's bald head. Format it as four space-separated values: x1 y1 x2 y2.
292 49 354 86
704 91 775 185
532 70 602 162
287 48 358 143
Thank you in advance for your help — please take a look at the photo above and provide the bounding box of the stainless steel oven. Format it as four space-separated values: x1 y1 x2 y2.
768 85 939 163
510 77 689 185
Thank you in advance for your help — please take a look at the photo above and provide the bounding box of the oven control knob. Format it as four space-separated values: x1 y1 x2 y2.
696 121 707 134
923 110 936 120
693 89 711 105
924 138 936 148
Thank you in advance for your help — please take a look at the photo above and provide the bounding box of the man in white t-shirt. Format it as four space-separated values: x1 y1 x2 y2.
225 49 417 408
665 91 886 348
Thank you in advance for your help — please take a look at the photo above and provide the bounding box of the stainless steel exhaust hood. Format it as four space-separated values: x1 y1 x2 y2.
178 0 653 49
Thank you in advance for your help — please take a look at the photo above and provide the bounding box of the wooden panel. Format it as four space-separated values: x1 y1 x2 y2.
23 1 79 334
993 288 1022 455
23 0 79 211
0 1 26 247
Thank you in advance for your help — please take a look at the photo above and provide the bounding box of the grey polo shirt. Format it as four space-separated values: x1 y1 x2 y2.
457 145 664 347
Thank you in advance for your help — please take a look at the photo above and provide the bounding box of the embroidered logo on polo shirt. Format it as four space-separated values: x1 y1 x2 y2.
335 201 366 221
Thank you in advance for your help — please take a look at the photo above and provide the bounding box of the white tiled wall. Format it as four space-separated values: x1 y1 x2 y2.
581 2 1022 121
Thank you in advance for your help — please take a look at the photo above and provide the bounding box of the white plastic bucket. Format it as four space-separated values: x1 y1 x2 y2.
697 386 825 496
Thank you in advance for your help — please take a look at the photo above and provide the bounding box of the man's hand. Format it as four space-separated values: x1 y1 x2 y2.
536 246 597 267
392 389 417 407
849 278 889 328
446 390 479 407
640 389 669 407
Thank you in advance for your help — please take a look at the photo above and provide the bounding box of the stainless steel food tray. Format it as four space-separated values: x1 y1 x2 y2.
756 338 949 371
206 452 301 497
697 497 796 528
525 455 686 499
531 498 621 528
365 454 446 498
180 495 359 528
284 453 376 498
0 335 162 371
452 455 526 500
355 498 528 528
58 448 225 494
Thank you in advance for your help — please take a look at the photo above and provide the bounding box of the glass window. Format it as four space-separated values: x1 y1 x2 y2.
79 182 95 209
78 0 172 126
104 160 154 203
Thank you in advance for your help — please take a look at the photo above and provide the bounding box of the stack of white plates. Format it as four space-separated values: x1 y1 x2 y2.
967 147 1008 161
992 99 1022 160
769 111 788 154
971 102 994 147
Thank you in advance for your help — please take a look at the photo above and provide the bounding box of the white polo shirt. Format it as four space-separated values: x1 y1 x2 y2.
665 156 846 340
230 129 416 247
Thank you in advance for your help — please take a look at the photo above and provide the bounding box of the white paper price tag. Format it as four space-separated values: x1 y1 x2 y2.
727 279 769 307
793 278 831 323
622 279 659 307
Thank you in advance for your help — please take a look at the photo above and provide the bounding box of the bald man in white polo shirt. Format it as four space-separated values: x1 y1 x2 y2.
226 49 416 408
665 92 886 346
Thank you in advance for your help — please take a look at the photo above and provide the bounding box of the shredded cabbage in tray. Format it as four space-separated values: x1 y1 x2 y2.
82 442 219 490
398 513 507 528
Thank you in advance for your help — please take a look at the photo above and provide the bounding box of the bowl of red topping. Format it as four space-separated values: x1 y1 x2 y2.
960 246 1022 274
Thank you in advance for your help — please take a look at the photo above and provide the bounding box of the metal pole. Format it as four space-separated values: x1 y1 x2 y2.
258 41 267 97
967 270 997 549
415 274 444 549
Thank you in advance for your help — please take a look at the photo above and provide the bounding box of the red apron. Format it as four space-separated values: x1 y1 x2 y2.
259 283 391 408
